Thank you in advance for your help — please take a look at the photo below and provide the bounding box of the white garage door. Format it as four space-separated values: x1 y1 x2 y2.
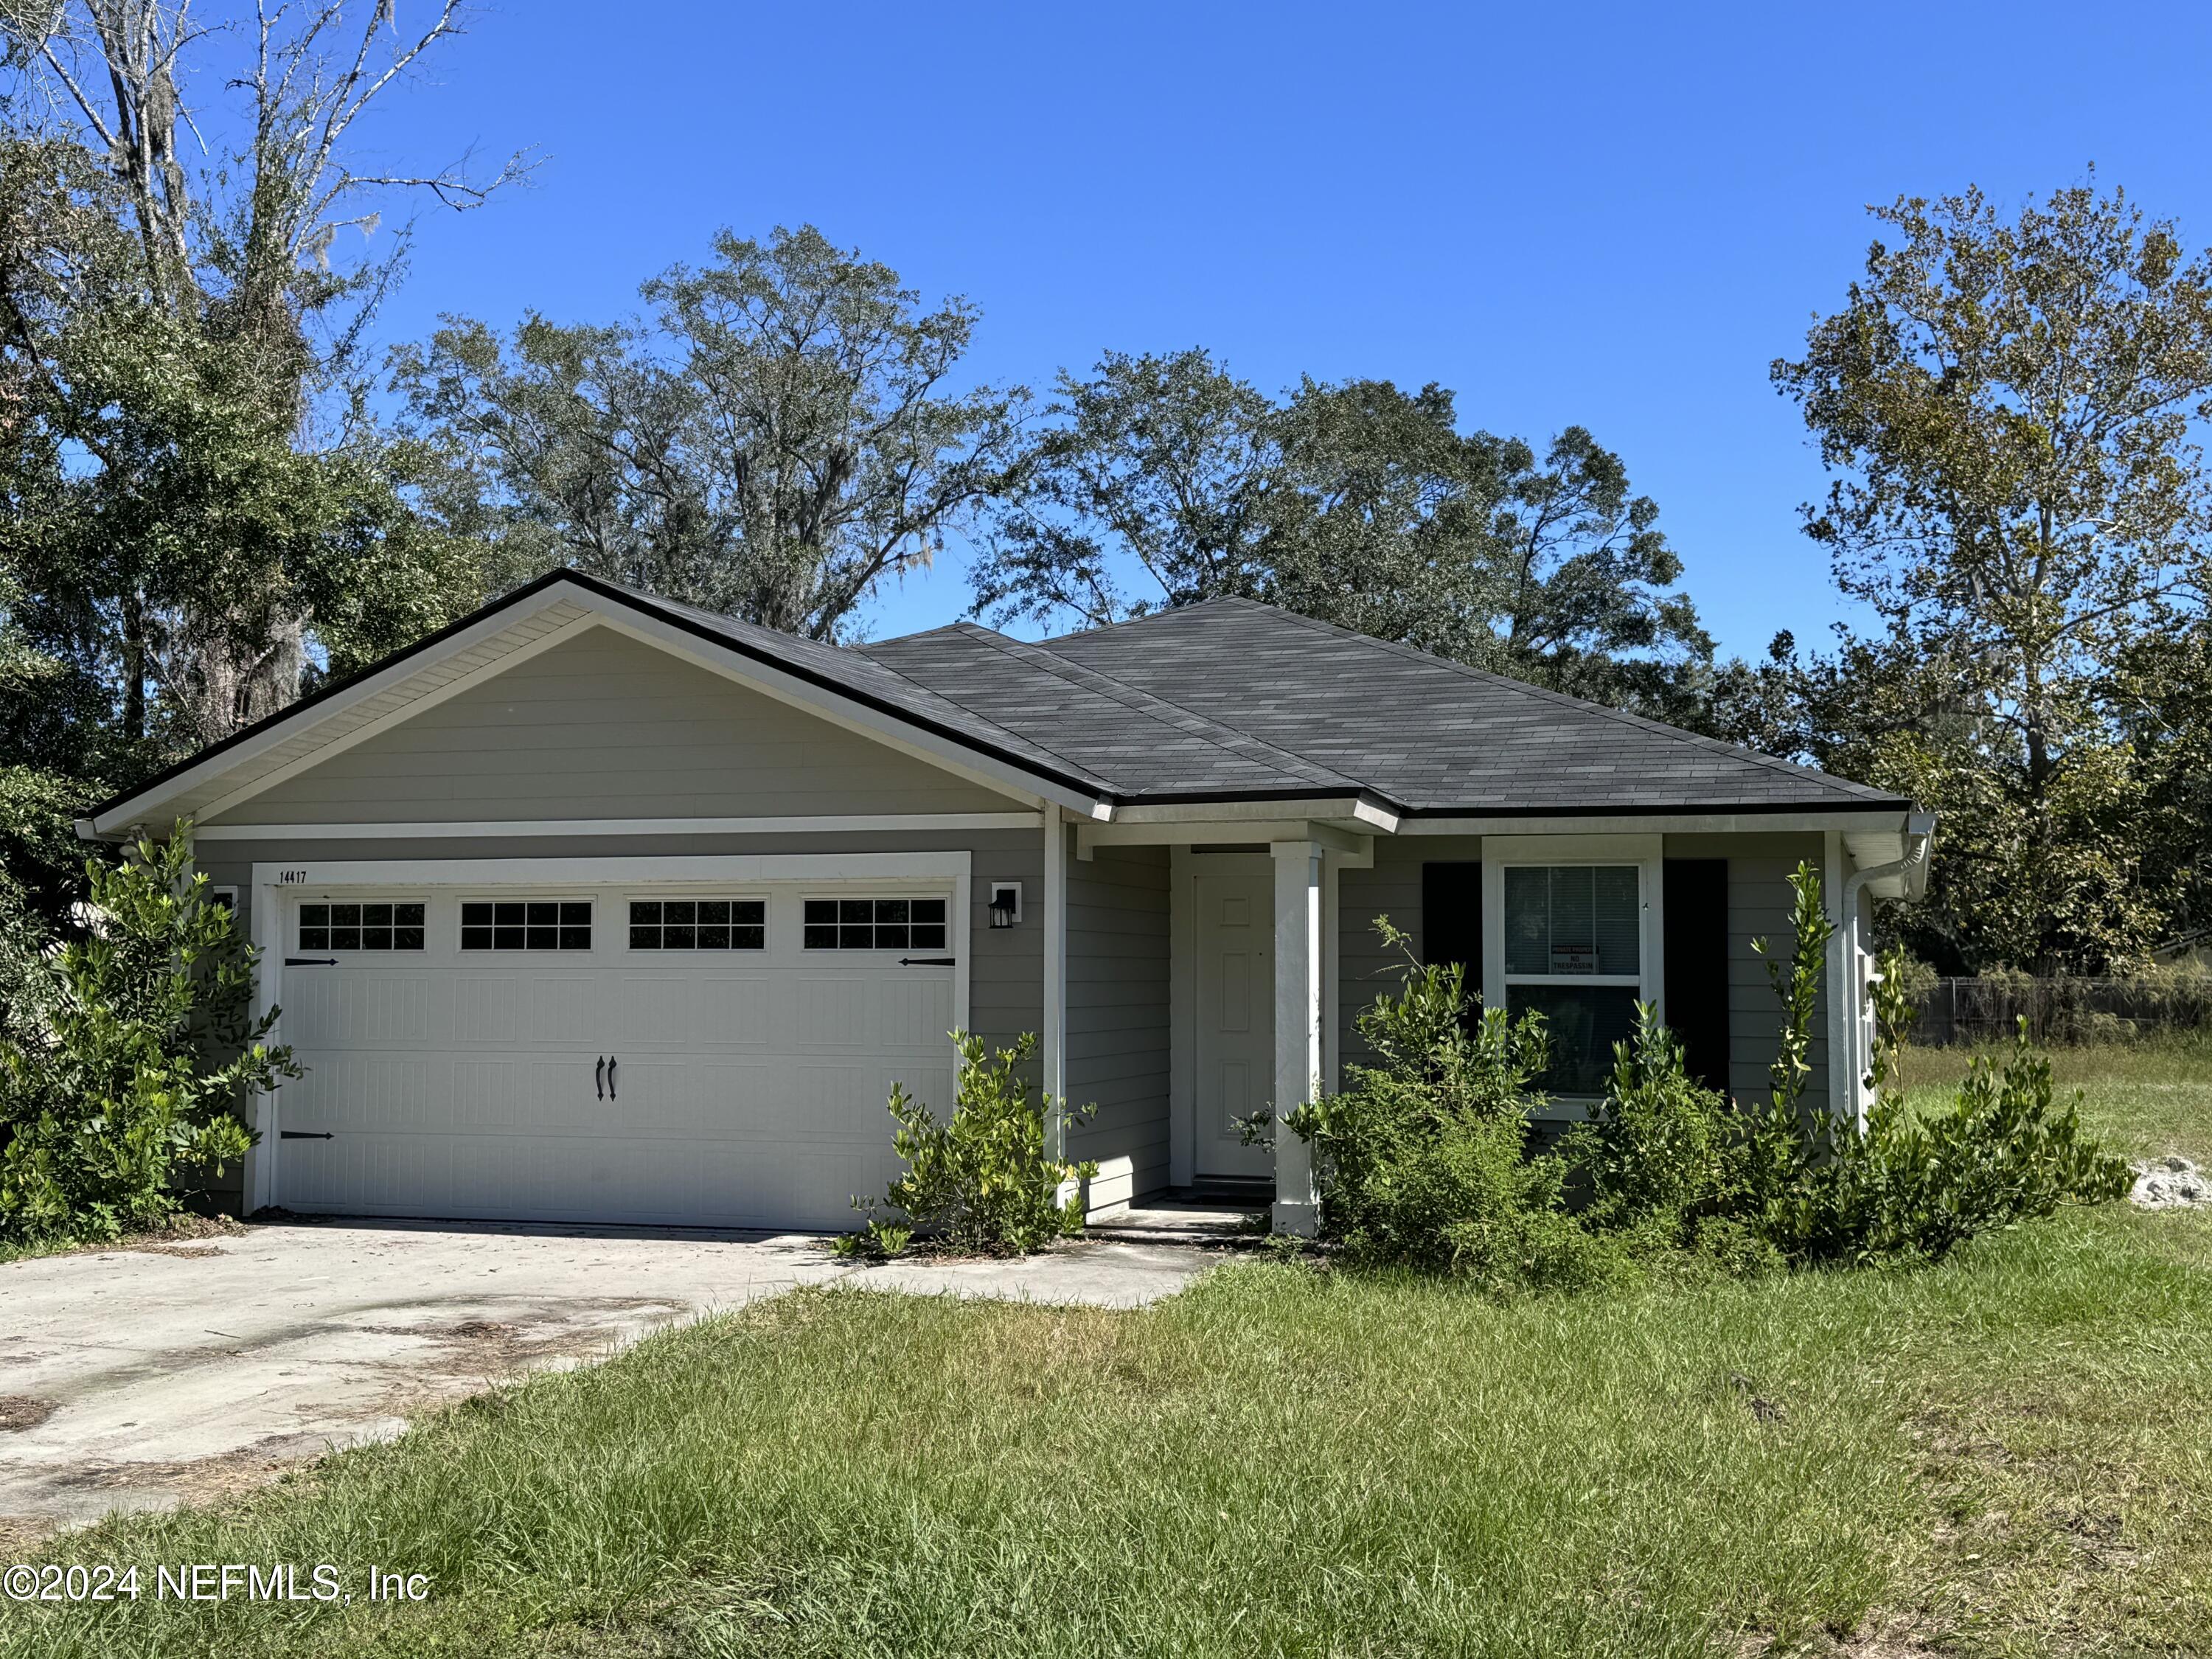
268 883 959 1230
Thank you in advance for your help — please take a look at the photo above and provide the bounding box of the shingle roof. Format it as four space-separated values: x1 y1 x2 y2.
858 621 1359 800
88 571 1909 828
871 596 1908 816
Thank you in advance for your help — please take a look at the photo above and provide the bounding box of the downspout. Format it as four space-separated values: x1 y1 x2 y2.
1842 810 1938 916
1838 811 1937 1119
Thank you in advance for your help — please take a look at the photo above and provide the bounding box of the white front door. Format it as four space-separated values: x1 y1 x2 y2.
269 883 958 1229
1193 858 1275 1180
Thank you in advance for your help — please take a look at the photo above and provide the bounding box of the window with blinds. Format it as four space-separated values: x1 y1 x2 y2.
1501 864 1644 1096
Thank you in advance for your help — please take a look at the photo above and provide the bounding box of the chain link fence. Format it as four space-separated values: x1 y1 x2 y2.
1907 973 2212 1046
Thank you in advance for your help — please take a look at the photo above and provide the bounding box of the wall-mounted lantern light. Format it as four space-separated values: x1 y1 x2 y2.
988 882 1023 928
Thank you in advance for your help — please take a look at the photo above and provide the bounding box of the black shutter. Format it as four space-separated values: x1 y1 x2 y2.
1421 861 1483 999
1663 859 1731 1093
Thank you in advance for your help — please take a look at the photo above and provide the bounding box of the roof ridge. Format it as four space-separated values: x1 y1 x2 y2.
959 627 1368 795
1227 599 1900 803
1039 594 1245 645
866 619 998 648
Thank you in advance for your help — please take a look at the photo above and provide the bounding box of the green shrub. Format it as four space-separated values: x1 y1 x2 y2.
0 824 298 1244
1560 1004 1770 1270
845 1031 1098 1257
1304 880 2129 1289
1840 1027 2134 1259
1739 868 2133 1265
1738 860 1843 1258
1284 923 1627 1295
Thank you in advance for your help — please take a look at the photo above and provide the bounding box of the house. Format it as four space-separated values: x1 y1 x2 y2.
79 570 1935 1234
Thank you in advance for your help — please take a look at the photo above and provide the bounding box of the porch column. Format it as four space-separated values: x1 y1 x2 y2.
1043 807 1068 1161
1270 838 1324 1236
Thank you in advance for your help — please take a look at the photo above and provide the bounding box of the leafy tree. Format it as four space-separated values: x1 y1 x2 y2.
2110 616 2212 952
0 3 513 905
971 352 1713 718
970 348 1276 629
1772 175 2212 971
1259 376 1506 662
1268 383 1714 716
394 226 1031 640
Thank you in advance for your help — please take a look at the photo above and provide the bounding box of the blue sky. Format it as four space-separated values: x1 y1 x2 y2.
342 0 2212 655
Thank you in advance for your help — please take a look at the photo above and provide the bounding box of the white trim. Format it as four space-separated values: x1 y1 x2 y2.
1077 819 1371 857
1482 832 1665 866
250 852 970 889
1107 797 1398 831
1480 834 1665 1114
951 872 973 1041
1322 849 1342 1095
1270 838 1323 1235
1042 810 1068 1163
97 580 1112 834
586 605 1101 815
1401 810 1912 837
245 880 282 1214
1824 830 1852 1128
1838 810 1934 1123
197 812 1045 841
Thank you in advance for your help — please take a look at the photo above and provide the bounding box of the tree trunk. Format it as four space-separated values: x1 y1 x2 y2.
120 591 146 745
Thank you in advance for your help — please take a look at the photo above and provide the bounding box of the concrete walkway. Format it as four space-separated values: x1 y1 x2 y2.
0 1218 1214 1541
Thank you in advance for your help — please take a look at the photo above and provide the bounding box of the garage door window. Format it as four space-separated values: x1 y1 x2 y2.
299 902 425 952
804 897 947 951
460 900 592 952
628 899 765 950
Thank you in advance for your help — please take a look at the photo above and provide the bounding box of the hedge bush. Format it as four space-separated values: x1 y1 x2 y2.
0 825 297 1244
1285 868 2132 1288
1284 925 1624 1293
841 1031 1098 1258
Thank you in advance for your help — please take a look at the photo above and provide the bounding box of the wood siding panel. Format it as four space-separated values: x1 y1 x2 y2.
1065 844 1171 1207
1338 835 1465 1071
1722 849 1831 1114
216 625 1014 826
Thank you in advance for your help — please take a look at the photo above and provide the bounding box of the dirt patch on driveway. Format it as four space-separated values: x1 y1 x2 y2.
0 1220 850 1537
1 1395 58 1432
1 1220 1218 1543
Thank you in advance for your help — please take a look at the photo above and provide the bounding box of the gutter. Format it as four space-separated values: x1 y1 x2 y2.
1842 810 1938 913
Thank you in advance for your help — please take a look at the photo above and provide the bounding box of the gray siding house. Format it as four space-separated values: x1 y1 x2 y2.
81 571 1933 1234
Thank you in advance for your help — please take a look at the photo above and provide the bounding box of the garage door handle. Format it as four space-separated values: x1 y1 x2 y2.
899 956 956 967
279 1130 333 1140
595 1056 605 1101
285 957 338 967
607 1056 617 1100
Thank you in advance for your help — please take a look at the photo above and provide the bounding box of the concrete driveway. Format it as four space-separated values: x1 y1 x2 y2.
0 1219 1212 1542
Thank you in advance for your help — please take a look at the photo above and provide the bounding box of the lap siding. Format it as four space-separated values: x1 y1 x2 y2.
1065 845 1172 1206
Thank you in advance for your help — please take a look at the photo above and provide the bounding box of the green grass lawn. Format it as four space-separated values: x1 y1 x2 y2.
8 1048 2211 1658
